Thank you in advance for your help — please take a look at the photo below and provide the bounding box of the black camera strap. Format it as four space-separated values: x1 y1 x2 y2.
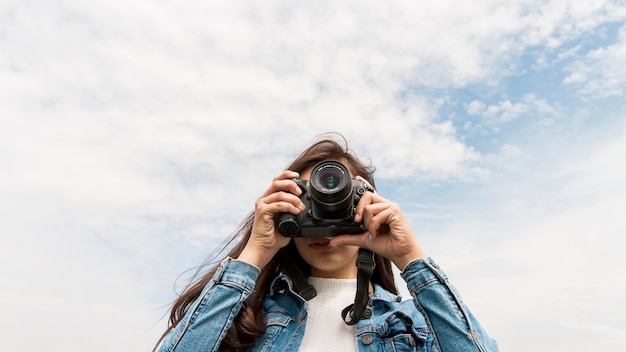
276 247 375 324
341 248 375 325
276 249 317 301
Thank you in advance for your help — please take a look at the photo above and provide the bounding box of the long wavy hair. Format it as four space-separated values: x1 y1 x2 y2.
154 134 398 351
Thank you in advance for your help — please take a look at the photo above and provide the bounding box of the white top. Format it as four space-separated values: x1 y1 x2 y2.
299 277 358 352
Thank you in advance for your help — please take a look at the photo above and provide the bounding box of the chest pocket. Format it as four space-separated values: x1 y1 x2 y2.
379 311 429 352
266 307 293 327
247 307 304 352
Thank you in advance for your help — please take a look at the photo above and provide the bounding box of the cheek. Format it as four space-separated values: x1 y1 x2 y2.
293 239 309 256
293 238 318 264
341 246 360 263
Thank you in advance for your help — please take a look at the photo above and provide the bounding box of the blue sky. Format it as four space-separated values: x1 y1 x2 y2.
1 1 625 351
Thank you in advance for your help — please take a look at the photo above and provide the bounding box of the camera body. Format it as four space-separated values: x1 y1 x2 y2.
278 160 374 237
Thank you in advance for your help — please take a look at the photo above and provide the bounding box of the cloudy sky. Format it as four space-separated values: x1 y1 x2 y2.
1 1 625 351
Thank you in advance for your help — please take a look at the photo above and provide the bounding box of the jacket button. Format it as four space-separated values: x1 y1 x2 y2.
361 334 373 345
362 308 372 319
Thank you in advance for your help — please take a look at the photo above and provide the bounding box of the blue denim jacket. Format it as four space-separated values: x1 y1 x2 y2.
159 257 498 352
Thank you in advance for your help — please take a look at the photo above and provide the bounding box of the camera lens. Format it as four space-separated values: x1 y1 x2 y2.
320 170 341 189
309 161 353 218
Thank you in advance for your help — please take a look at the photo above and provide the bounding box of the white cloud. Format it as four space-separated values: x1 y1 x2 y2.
466 94 561 124
467 100 487 115
562 24 626 97
499 143 523 157
486 100 531 122
417 124 626 351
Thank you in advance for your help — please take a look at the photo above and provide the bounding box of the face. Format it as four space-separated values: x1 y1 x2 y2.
293 163 361 279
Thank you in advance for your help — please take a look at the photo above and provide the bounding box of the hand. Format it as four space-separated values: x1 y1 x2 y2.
238 171 305 269
329 189 426 270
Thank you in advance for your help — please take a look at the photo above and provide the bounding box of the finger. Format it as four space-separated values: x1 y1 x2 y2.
354 191 390 223
360 202 392 232
368 205 403 236
274 170 300 181
262 175 302 197
256 200 304 217
329 232 370 249
256 193 306 215
261 189 303 203
354 192 374 223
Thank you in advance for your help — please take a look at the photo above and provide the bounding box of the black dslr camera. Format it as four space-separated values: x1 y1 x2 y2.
278 160 374 237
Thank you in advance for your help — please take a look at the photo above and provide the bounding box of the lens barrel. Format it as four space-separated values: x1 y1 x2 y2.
309 161 353 217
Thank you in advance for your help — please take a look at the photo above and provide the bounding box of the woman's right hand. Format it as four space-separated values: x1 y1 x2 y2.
237 170 306 269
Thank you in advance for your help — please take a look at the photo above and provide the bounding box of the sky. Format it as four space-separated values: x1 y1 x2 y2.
1 1 625 351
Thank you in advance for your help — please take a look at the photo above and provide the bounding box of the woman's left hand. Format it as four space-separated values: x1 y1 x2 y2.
329 190 426 270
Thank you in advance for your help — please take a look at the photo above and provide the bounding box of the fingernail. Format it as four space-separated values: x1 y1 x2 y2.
368 233 373 241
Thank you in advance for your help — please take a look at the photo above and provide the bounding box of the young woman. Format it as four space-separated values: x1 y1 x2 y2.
155 135 499 352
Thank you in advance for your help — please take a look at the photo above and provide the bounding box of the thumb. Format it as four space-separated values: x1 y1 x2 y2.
330 232 371 249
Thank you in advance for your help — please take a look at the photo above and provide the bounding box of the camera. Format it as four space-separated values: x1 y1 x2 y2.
278 160 374 237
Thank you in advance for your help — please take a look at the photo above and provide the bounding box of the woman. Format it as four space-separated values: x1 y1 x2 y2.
155 134 499 352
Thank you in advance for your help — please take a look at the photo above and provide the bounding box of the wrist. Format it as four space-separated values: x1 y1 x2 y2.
238 243 275 270
392 249 427 271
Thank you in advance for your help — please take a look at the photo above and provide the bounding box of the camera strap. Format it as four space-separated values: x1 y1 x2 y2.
276 249 317 301
341 248 375 326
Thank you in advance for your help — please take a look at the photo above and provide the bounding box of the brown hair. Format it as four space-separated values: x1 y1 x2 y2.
154 133 397 350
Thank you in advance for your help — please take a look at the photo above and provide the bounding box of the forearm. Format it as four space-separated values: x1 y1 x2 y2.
159 258 260 352
401 258 499 352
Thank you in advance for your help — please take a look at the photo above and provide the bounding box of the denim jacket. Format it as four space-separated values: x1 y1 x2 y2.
159 257 498 352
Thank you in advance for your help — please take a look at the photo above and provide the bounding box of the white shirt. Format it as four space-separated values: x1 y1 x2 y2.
299 277 358 352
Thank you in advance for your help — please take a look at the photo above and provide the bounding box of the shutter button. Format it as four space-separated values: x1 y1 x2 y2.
361 334 373 345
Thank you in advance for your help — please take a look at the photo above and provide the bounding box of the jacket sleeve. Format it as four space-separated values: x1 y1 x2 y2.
401 257 499 352
158 257 260 352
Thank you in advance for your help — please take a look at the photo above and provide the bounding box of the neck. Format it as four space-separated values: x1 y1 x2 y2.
309 266 357 279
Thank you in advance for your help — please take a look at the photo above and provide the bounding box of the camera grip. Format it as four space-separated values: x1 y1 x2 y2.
278 212 301 237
